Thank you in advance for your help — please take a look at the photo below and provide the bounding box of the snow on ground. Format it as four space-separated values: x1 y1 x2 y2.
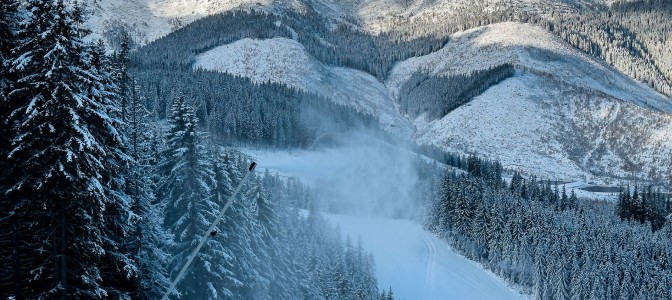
193 37 414 137
242 145 523 299
325 213 523 300
85 0 275 44
387 22 672 184
414 69 672 185
387 22 672 112
562 181 619 201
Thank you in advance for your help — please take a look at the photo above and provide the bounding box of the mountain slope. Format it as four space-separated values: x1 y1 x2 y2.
193 37 414 136
387 22 672 113
415 71 672 183
243 148 522 299
192 21 672 184
387 22 672 184
307 0 612 32
85 0 276 44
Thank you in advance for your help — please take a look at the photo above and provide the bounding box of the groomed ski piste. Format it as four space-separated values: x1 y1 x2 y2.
325 213 522 300
244 147 523 300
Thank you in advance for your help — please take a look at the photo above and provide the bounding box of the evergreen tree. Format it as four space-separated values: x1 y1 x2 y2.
126 81 172 299
116 32 131 121
5 0 133 297
85 38 141 300
561 185 568 211
248 176 277 298
569 189 578 210
158 96 230 299
0 0 16 99
632 186 643 223
216 154 261 298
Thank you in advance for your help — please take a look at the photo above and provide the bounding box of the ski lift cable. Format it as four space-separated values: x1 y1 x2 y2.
161 162 258 300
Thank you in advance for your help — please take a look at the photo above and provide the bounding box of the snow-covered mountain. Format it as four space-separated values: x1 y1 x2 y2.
307 0 611 32
192 37 414 137
389 22 672 183
191 21 672 185
85 0 276 43
93 0 671 185
84 0 614 44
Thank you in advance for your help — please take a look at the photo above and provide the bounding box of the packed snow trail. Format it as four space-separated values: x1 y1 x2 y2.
421 231 437 293
325 214 522 300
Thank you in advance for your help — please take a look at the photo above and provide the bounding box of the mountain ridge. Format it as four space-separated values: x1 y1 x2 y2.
190 21 672 185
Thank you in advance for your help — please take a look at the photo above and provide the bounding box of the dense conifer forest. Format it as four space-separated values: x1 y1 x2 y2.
0 2 390 298
424 157 672 299
2 0 671 299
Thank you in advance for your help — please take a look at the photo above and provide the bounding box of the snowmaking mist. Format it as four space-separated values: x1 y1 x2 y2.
252 133 423 219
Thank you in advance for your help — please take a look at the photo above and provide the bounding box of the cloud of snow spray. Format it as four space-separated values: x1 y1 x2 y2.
260 133 422 219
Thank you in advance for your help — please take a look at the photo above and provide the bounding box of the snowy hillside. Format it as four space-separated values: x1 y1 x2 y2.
85 0 275 44
387 22 672 183
326 214 522 300
387 22 672 112
193 37 414 136
415 71 672 183
308 0 611 33
189 21 672 184
84 0 611 44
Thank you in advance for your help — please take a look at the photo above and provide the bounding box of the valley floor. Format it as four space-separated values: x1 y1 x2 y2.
325 213 523 300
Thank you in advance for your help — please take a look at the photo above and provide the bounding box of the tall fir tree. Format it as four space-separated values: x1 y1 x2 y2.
5 0 134 298
126 81 172 299
158 96 234 299
216 153 260 298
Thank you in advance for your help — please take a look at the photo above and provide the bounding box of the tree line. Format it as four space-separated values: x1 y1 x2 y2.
398 64 515 119
131 7 448 80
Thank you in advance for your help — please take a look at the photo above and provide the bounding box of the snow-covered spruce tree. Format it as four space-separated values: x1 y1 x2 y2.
125 80 172 299
86 39 141 299
158 96 234 299
215 153 261 298
245 174 304 299
5 0 135 298
115 32 131 121
240 176 272 299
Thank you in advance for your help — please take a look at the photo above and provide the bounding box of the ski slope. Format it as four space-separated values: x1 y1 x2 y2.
325 213 523 300
243 147 524 299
